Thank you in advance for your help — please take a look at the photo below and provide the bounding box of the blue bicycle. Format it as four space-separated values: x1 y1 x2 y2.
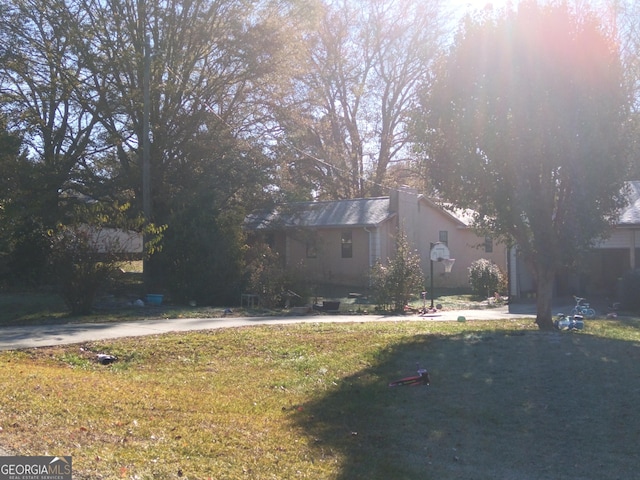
571 296 596 318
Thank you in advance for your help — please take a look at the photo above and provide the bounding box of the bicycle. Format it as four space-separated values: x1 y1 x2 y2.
388 363 430 387
554 313 584 331
571 296 596 318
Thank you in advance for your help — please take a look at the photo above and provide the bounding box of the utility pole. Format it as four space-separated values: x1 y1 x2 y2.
139 0 152 290
142 36 151 222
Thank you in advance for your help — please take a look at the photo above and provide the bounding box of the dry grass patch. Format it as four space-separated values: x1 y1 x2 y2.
0 319 639 479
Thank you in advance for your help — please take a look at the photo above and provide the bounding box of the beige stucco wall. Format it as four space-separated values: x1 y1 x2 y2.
283 226 395 287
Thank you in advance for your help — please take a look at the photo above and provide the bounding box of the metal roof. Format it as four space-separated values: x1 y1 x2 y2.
245 181 640 231
244 197 395 230
618 181 640 225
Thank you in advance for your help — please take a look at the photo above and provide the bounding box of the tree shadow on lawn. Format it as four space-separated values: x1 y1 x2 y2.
295 329 640 480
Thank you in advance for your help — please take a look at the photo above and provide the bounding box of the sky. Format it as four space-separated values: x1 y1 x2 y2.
449 0 516 15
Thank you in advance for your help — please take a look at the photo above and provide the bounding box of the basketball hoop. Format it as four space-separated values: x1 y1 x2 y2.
429 242 453 309
430 242 450 262
442 258 455 273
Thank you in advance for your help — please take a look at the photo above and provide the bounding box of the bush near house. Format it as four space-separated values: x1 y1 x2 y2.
468 258 507 298
370 231 424 312
243 243 309 309
49 225 122 316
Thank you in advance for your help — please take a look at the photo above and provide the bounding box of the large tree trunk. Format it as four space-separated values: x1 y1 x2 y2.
535 268 556 330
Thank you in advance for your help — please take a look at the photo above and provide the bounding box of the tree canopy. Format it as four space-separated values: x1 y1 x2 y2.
414 1 632 328
0 0 311 300
272 0 449 200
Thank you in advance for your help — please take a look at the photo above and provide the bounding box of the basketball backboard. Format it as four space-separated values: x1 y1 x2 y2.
430 242 450 262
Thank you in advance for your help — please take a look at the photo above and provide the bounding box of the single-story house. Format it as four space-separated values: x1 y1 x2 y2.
243 186 508 292
509 181 640 300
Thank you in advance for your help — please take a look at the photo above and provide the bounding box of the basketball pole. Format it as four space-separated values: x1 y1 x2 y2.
430 243 435 308
430 257 435 308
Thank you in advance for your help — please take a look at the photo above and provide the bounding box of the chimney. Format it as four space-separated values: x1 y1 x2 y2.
389 188 399 213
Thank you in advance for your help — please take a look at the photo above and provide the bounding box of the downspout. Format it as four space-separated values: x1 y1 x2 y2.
364 227 373 267
364 227 373 286
507 245 511 298
631 230 636 270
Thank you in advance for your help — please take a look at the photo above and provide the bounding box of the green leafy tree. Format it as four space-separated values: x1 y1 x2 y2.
1 0 312 298
370 230 424 312
144 119 272 304
414 2 632 329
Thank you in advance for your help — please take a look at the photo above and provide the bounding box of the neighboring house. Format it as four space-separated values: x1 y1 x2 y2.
243 187 507 291
82 225 144 256
508 181 640 300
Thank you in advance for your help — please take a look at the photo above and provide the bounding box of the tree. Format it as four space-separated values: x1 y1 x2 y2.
0 0 312 299
610 0 640 178
415 1 632 329
0 0 109 283
73 0 311 298
273 0 448 200
0 116 26 283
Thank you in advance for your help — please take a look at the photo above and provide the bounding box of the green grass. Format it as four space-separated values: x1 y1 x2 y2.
1 318 640 479
0 291 247 326
0 292 69 324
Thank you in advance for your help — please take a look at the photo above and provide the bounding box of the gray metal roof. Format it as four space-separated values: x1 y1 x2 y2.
244 197 395 230
619 181 640 225
245 181 640 231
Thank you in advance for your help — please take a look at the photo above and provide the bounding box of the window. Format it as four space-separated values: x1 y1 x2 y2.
341 231 353 258
485 236 493 253
439 231 448 245
306 239 317 258
265 233 275 249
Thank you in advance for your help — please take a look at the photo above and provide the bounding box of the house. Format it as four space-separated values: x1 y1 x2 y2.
243 187 508 292
508 181 640 300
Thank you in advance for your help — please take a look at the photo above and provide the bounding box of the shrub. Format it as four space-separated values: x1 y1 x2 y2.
243 243 309 309
468 258 507 298
370 231 424 312
48 203 156 315
49 226 121 315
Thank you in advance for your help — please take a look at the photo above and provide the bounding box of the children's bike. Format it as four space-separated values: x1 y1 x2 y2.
554 313 584 331
571 296 596 318
388 364 430 387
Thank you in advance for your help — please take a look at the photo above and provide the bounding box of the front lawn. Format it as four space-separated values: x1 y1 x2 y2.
1 318 639 479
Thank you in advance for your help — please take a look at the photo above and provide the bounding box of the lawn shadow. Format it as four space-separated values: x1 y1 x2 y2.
294 329 640 480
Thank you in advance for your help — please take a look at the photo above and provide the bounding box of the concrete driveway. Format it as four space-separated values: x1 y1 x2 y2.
0 305 537 351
